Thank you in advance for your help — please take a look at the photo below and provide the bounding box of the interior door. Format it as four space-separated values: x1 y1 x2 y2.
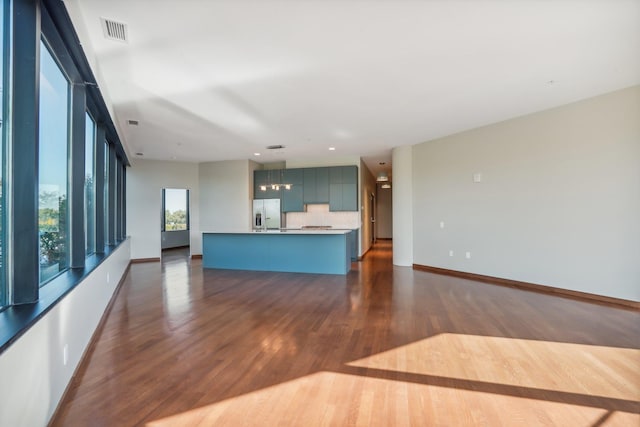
370 193 375 244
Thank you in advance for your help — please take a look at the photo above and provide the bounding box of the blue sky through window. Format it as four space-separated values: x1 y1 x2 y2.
39 40 69 209
165 188 187 213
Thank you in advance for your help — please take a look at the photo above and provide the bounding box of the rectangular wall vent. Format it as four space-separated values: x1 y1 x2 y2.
101 18 128 43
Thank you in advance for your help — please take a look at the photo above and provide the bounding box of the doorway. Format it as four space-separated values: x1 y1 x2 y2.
370 192 376 245
161 188 190 261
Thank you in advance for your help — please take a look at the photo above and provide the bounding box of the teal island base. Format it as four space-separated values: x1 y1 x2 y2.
202 231 352 275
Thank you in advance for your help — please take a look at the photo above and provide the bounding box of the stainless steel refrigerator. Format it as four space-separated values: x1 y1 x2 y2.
253 199 281 229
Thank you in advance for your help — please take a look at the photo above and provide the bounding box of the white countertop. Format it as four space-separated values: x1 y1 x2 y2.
203 229 353 235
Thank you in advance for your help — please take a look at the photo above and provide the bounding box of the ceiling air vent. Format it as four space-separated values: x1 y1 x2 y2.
127 120 139 126
266 145 285 150
101 18 128 43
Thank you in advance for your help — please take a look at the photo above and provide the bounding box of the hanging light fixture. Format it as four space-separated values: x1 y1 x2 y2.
376 171 389 182
259 183 293 191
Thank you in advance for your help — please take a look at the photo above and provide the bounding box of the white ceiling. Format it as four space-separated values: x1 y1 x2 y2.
64 0 640 177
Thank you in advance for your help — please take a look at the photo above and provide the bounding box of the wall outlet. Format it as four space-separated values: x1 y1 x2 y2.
440 221 445 229
473 173 482 183
465 252 471 259
449 250 454 257
63 344 69 366
107 272 110 284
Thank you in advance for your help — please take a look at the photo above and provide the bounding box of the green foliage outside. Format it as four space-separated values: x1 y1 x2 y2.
165 209 187 231
39 191 67 267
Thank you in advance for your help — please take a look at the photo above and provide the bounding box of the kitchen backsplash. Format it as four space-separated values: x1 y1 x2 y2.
286 204 360 229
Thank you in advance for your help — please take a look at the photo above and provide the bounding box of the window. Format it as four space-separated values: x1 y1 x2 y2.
85 113 96 255
104 141 109 245
0 0 5 308
163 189 189 231
38 40 70 284
0 0 128 348
114 157 119 240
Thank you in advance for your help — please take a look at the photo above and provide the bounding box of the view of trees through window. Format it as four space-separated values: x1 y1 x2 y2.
0 0 128 314
163 188 188 231
85 113 95 255
38 40 70 284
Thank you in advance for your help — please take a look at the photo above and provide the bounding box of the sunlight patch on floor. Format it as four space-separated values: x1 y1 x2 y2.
347 333 639 402
145 369 639 426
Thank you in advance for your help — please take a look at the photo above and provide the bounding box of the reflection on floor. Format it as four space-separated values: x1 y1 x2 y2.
52 241 639 426
161 246 190 263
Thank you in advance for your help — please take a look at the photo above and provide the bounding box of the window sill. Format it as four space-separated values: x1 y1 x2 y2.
0 239 128 355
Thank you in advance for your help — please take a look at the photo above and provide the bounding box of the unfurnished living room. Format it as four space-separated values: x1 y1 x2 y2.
0 1 638 426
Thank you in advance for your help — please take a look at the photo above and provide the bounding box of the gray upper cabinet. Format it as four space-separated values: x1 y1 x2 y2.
254 169 281 199
282 168 304 212
316 167 329 202
341 183 357 211
328 165 358 211
303 167 330 204
303 168 317 203
329 183 343 211
254 165 357 211
342 165 357 185
329 166 342 184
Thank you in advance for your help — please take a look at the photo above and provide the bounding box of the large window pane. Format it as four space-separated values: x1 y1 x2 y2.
103 141 109 244
164 189 188 231
114 158 118 240
0 1 5 308
85 113 95 255
38 40 70 284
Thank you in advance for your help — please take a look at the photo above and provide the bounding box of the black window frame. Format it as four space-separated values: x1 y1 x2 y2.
0 0 7 310
0 0 129 354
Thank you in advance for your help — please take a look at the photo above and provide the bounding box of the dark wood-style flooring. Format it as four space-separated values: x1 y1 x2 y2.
52 241 639 426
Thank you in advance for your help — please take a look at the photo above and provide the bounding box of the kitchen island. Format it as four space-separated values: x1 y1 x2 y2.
202 230 353 275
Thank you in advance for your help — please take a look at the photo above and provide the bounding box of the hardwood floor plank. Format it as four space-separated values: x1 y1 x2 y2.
51 241 639 426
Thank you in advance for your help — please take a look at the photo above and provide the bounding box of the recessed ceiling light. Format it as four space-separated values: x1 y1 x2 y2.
254 152 261 156
329 147 336 151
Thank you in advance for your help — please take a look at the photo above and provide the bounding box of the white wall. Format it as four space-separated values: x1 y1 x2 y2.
0 240 131 427
376 185 393 239
412 86 640 301
126 159 200 258
392 145 414 266
161 230 190 249
285 156 361 169
249 160 261 201
199 160 253 232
